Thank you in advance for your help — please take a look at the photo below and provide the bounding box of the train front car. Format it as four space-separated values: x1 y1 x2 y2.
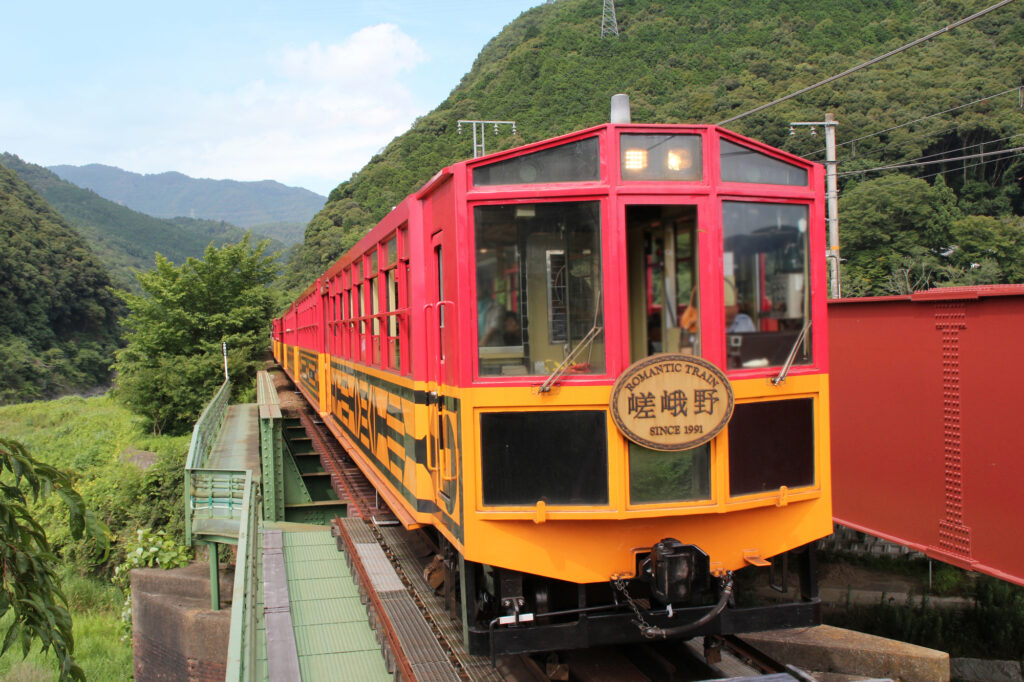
274 113 832 656
445 121 831 655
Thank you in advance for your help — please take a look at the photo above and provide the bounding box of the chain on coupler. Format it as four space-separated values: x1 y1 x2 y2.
611 577 656 636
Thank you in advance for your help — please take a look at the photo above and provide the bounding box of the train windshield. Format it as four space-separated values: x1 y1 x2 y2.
474 201 604 378
722 202 811 369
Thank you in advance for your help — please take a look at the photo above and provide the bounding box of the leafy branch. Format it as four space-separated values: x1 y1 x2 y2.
0 438 109 681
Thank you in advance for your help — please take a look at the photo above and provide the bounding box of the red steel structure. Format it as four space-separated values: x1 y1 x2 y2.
829 285 1024 586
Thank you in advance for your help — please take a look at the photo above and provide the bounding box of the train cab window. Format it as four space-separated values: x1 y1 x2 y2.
620 134 702 182
472 138 599 186
720 140 808 186
474 201 604 378
722 202 810 370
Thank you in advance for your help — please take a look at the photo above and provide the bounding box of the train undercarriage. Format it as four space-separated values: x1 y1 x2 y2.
430 533 822 658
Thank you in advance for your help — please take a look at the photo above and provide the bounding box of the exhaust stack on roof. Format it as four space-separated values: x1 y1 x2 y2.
610 94 631 124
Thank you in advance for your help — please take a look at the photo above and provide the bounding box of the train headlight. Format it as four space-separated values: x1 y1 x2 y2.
666 148 693 171
623 148 648 170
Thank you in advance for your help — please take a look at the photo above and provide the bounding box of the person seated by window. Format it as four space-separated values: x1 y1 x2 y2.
728 312 756 333
478 279 506 346
502 311 522 346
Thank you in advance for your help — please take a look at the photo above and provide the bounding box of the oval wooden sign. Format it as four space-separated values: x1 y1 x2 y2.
609 354 734 451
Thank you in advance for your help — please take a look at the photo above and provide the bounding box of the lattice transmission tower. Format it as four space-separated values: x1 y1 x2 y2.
601 0 619 37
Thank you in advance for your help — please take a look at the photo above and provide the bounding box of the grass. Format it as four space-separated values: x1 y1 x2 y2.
0 579 132 682
0 394 193 680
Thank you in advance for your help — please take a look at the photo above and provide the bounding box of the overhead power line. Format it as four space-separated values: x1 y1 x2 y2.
917 151 1024 182
895 131 1024 165
717 0 1020 126
805 86 1022 157
838 145 1024 176
838 87 1022 149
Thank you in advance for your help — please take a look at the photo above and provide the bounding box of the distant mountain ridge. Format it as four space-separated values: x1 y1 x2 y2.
49 163 325 243
1 153 285 292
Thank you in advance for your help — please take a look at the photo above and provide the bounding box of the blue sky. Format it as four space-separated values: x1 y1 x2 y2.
1 1 542 195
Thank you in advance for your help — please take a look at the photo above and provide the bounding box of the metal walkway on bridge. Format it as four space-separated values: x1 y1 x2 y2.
256 525 392 681
184 372 395 680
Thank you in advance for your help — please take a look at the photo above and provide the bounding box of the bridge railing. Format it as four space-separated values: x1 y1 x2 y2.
224 470 261 681
184 379 232 546
256 371 284 522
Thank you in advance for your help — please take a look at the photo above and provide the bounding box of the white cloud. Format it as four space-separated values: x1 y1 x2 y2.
6 24 431 196
279 24 427 84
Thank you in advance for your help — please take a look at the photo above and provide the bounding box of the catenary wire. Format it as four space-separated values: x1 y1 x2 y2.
833 131 1024 169
915 149 1024 181
838 145 1024 176
803 86 1022 158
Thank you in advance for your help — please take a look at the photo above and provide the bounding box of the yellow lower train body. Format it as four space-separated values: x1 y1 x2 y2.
275 342 832 585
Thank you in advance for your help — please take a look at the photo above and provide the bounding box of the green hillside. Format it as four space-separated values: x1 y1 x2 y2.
49 163 325 239
0 164 122 404
284 0 1024 294
1 154 285 291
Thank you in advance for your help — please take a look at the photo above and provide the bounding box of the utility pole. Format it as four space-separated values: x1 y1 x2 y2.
457 120 516 158
601 0 619 37
790 113 840 299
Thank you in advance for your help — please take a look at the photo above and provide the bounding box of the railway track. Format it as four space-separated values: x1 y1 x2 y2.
505 637 802 682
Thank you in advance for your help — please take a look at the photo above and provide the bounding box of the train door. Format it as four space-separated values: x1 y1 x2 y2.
425 232 459 516
624 203 711 503
626 204 700 362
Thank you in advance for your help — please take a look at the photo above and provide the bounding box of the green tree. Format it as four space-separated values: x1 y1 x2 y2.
943 214 1024 284
113 236 279 434
838 175 960 295
0 438 108 681
0 164 122 403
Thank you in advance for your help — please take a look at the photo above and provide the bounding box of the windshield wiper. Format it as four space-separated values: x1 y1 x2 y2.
539 289 603 393
538 324 603 393
771 320 812 386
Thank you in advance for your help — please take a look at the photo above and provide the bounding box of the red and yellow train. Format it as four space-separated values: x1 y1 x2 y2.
274 99 832 654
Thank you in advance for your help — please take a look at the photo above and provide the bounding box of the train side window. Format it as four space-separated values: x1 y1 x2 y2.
474 201 604 378
357 281 366 363
472 138 600 186
722 202 810 370
370 273 381 366
719 140 808 186
342 274 352 359
386 267 399 370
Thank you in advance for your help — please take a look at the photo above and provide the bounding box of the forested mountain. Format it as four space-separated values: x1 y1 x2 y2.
1 154 285 291
284 0 1024 295
49 163 324 243
0 164 122 404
